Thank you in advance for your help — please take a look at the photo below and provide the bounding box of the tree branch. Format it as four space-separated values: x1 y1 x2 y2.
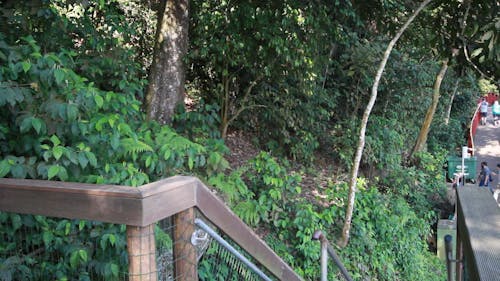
339 0 432 248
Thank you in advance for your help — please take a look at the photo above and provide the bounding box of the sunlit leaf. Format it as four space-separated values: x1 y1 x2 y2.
21 61 31 73
48 165 60 180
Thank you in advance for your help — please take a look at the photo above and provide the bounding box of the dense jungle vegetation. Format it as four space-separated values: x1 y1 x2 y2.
0 0 498 280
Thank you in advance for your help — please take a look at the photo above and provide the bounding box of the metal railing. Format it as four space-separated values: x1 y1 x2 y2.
0 176 303 280
312 230 353 281
454 185 500 281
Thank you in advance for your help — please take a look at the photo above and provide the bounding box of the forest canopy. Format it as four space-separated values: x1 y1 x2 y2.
0 0 497 280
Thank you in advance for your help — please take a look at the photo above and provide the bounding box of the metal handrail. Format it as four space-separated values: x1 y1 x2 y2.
312 230 353 281
195 218 273 281
444 235 454 281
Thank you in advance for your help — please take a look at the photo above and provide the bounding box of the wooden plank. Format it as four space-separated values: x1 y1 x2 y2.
0 178 139 197
0 186 143 225
140 176 197 226
138 176 198 197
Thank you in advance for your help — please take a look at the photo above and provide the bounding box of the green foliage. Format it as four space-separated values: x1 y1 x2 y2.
0 1 480 280
364 116 406 172
189 1 346 163
478 78 498 94
346 186 445 281
0 24 228 279
173 100 222 141
0 213 127 281
378 150 448 222
213 151 446 280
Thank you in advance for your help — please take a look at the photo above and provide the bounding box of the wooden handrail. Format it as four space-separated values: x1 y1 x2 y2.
0 176 303 281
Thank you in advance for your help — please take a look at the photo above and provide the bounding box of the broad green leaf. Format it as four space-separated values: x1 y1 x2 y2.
47 165 60 180
40 144 50 150
79 220 86 231
78 249 88 262
109 234 116 246
53 146 64 160
31 118 42 134
11 165 26 179
110 263 119 277
0 160 10 177
67 104 78 121
50 135 61 146
42 231 53 246
100 235 108 250
70 251 79 268
11 214 22 230
85 151 97 167
188 157 194 170
94 95 104 108
21 61 31 73
163 150 171 160
54 68 65 85
20 116 32 133
110 133 120 150
65 222 71 235
58 166 68 181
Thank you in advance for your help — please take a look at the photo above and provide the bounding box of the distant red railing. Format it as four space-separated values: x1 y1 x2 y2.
468 92 498 155
468 104 480 155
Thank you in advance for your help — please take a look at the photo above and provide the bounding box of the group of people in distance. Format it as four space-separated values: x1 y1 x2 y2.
479 97 500 126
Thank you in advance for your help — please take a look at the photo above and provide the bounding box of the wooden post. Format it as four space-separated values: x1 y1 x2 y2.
127 224 158 281
173 207 197 280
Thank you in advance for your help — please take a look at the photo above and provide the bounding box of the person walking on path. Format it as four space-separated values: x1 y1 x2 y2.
492 100 500 126
480 97 489 125
478 161 492 192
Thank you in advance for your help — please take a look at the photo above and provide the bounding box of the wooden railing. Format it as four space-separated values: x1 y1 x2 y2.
0 176 303 281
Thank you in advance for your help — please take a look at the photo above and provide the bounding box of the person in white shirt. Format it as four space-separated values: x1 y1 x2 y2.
479 98 489 125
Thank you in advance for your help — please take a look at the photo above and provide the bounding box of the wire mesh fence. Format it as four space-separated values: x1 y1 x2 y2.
154 208 276 281
1 208 278 281
0 212 129 281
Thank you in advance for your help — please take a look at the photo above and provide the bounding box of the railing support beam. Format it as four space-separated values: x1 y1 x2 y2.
173 207 197 280
127 224 158 281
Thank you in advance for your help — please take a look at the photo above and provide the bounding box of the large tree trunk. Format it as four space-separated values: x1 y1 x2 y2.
146 0 189 125
339 0 432 248
410 59 448 158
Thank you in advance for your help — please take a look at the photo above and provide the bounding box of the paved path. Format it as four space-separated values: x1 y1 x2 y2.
474 107 500 199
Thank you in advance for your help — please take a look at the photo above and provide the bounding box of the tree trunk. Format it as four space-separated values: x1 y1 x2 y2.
339 0 432 248
444 79 459 125
410 59 449 158
220 76 262 139
145 0 189 125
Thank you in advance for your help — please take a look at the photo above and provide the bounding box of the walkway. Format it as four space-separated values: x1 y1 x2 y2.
474 106 500 201
456 105 500 280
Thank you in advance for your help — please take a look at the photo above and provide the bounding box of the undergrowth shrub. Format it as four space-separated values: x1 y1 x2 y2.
213 151 445 280
0 33 228 280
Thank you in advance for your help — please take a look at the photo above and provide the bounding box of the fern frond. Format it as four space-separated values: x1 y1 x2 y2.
120 138 154 156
